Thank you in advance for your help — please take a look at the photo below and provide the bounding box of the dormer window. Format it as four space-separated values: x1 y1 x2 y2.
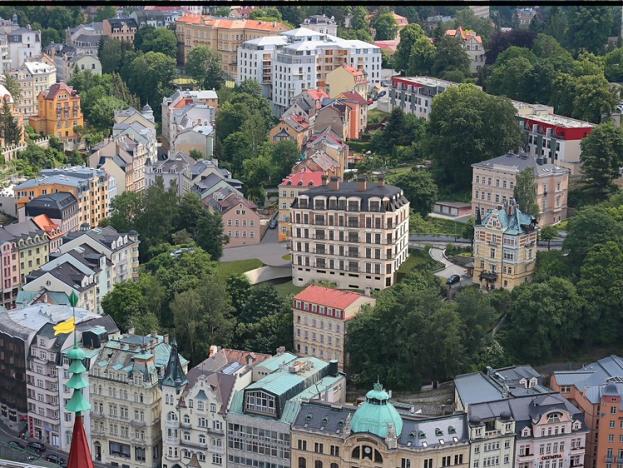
572 420 581 430
547 412 562 423
522 427 531 437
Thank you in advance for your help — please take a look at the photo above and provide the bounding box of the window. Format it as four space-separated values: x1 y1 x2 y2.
298 457 306 468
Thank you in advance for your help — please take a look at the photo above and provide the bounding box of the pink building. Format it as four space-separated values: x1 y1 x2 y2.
210 193 262 248
0 231 20 309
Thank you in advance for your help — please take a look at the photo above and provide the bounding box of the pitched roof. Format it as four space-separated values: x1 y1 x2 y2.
294 285 366 309
31 214 61 234
41 82 78 100
472 152 569 177
177 15 288 31
280 170 324 187
480 204 536 236
217 193 257 214
337 91 368 106
445 26 482 44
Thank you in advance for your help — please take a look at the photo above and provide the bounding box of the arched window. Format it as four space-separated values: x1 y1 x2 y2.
330 464 338 468
374 449 383 463
315 461 323 468
167 411 177 421
298 457 306 468
351 447 360 459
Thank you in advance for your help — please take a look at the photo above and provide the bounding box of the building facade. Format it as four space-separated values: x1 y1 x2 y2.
7 26 41 69
300 15 337 36
9 60 56 118
210 194 262 248
161 89 218 145
290 176 410 291
325 65 368 99
444 27 485 74
292 284 376 368
472 152 569 226
472 201 538 290
0 230 21 308
102 18 138 43
389 76 458 120
278 170 324 242
2 220 50 282
24 192 80 235
29 82 84 142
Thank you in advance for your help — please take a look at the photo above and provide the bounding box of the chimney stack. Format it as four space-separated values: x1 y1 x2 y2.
356 175 368 192
328 176 340 191
377 173 385 186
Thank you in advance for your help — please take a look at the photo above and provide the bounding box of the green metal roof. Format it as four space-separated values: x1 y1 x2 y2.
351 383 404 438
481 205 535 236
256 352 297 372
246 356 328 396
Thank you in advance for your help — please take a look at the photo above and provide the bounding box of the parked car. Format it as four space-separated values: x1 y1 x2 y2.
8 440 25 450
377 90 386 98
446 274 461 285
45 453 65 465
27 441 45 453
269 218 278 229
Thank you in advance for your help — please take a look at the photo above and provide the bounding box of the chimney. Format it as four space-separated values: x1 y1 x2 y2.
328 176 340 191
276 345 286 355
209 345 218 357
321 174 329 186
328 360 339 377
377 173 385 186
356 175 368 192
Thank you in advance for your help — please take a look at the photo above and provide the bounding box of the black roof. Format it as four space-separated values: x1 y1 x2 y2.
107 17 138 29
25 192 78 219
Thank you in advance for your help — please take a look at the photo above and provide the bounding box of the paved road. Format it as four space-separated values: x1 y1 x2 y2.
220 227 290 267
0 423 60 467
429 247 467 280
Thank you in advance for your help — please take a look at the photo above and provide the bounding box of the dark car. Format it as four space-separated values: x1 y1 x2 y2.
446 274 461 285
46 453 65 465
27 441 46 453
269 218 278 229
8 440 25 450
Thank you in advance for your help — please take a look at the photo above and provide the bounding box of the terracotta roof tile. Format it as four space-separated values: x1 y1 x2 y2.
280 170 324 187
294 285 367 309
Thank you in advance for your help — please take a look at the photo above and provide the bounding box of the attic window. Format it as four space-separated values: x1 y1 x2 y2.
418 430 426 439
448 426 456 434
435 428 443 436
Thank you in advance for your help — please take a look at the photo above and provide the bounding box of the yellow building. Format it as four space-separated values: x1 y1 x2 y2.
292 383 469 468
29 82 84 143
2 220 50 283
325 65 369 99
175 15 289 78
472 200 538 290
293 284 376 369
269 114 310 150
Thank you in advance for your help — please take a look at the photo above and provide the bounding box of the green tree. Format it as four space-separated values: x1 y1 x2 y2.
373 12 397 40
101 280 146 332
539 225 559 251
186 46 227 88
431 35 470 80
551 73 617 123
0 100 21 145
455 287 499 368
605 48 623 82
88 95 127 132
454 7 494 43
98 37 133 74
249 7 282 22
269 140 300 185
389 169 438 216
221 131 253 176
395 24 431 73
407 35 436 76
126 51 176 111
4 75 20 102
534 251 569 282
94 5 116 22
350 6 369 31
235 310 293 354
580 123 623 196
425 84 522 191
566 6 614 54
134 26 177 58
513 168 539 217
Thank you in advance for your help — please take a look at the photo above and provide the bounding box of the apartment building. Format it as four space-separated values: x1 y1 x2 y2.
291 383 469 468
237 27 381 114
301 15 337 36
9 60 56 118
30 214 63 252
278 170 324 242
45 43 101 82
88 135 147 196
470 394 587 468
389 76 458 120
29 82 84 143
467 404 516 468
2 220 50 282
65 22 103 56
7 26 41 69
325 64 368 99
518 113 594 175
290 176 410 291
226 353 345 468
113 105 157 164
90 333 187 467
235 35 287 98
131 8 184 29
444 26 485 74
0 229 21 308
206 193 262 248
161 89 218 145
551 355 623 468
472 152 570 226
269 114 311 149
292 284 376 368
102 17 138 43
175 15 289 77
161 346 271 468
24 192 80 235
304 127 349 177
472 201 538 290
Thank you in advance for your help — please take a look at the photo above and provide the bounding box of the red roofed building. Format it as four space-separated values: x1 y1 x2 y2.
31 214 64 252
325 64 369 99
337 91 369 139
29 82 83 142
374 39 400 54
67 414 94 468
445 26 485 73
278 170 325 241
293 285 376 369
269 114 311 149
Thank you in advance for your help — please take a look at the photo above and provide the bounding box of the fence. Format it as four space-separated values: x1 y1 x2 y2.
1 137 49 162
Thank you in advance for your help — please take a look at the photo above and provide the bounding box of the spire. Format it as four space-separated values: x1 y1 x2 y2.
67 413 94 468
162 339 188 392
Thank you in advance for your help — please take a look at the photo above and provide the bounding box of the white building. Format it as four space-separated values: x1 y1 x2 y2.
161 89 218 144
444 26 485 74
169 103 215 157
9 60 56 118
65 22 102 57
300 15 338 36
237 27 381 115
388 75 460 120
45 43 101 82
7 26 41 69
113 105 157 163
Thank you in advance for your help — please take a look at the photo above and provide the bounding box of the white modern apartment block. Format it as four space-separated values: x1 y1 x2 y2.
237 27 381 114
9 60 56 117
290 175 410 291
7 26 41 69
388 75 460 120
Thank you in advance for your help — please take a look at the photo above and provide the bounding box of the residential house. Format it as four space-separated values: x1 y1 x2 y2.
9 60 56 118
290 176 410 291
130 8 183 29
514 8 537 28
472 201 538 290
551 355 623 468
90 333 187 467
0 229 20 308
102 17 138 43
24 192 80 235
45 43 101 82
167 103 215 158
29 82 84 143
314 101 351 141
300 15 337 36
161 346 271 468
65 22 103 56
2 220 50 282
325 65 368 99
472 152 569 226
112 105 157 164
278 170 324 242
7 26 41 69
291 383 469 468
145 152 194 197
389 76 459 120
175 15 289 77
30 214 64 252
207 193 262 248
269 114 310 149
292 150 341 179
88 135 147 196
281 88 329 123
292 284 376 369
303 127 349 178
337 91 369 139
14 166 109 228
226 353 346 468
161 89 218 144
444 26 485 73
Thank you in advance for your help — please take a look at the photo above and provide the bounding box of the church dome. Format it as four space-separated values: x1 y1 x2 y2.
351 382 403 438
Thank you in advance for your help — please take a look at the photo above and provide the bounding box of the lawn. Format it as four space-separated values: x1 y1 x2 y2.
410 214 470 236
270 280 304 298
216 258 263 277
397 248 444 282
368 108 389 126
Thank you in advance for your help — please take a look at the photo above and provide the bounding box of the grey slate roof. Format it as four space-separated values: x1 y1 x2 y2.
472 152 569 177
553 355 623 404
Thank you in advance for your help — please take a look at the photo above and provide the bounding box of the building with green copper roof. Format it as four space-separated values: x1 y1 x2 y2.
350 382 404 438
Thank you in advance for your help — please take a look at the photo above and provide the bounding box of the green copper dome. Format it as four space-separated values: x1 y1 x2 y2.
351 383 403 438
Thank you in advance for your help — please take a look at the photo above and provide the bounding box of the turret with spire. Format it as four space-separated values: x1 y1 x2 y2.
162 338 188 394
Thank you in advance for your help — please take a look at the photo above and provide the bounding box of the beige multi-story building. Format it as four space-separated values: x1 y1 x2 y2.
291 383 469 468
175 15 289 77
102 18 138 43
9 60 56 118
290 175 410 291
472 152 570 226
473 201 538 291
292 284 375 369
444 26 485 74
90 333 187 467
278 170 324 242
